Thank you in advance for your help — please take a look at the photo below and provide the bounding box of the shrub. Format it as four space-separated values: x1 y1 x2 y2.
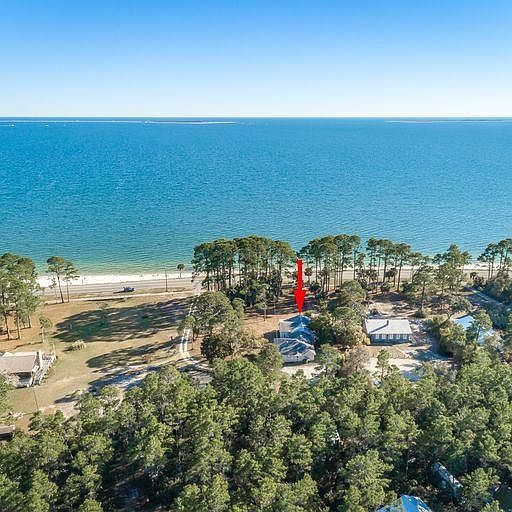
70 340 86 351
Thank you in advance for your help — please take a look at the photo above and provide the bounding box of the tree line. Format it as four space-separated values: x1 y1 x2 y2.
192 236 297 316
0 254 77 340
193 235 474 296
298 236 472 302
193 235 478 321
475 239 512 305
478 239 512 279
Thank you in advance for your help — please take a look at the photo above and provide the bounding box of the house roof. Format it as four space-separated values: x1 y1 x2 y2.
453 315 495 344
365 318 412 335
275 338 315 356
287 315 311 326
279 315 311 331
279 315 315 343
377 495 432 512
0 425 15 436
290 324 315 341
0 352 39 374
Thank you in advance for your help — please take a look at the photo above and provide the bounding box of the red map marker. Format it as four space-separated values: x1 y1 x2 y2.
294 258 306 314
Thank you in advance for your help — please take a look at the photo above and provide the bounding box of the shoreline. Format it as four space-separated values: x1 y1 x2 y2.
37 271 193 289
36 263 491 290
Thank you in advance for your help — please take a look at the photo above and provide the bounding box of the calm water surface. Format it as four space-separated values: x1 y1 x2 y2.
1 118 511 273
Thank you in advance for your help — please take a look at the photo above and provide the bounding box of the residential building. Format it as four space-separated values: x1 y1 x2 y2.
279 315 315 342
364 318 412 344
432 462 462 500
453 314 496 346
0 351 56 387
274 337 316 363
274 315 316 363
376 495 432 512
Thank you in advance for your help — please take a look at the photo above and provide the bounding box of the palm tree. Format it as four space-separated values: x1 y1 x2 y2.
177 263 185 278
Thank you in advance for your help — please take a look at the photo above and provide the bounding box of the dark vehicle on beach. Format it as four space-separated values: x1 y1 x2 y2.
122 286 135 293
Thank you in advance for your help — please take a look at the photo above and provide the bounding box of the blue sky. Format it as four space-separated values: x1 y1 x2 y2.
1 0 512 116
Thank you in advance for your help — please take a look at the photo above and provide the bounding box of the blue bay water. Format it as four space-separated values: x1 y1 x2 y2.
1 118 511 273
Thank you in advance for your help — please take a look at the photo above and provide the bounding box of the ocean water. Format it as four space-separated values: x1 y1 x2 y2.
1 118 511 274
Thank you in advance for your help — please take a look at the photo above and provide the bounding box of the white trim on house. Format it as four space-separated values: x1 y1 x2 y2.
0 351 56 387
274 315 316 363
365 318 412 336
364 318 412 344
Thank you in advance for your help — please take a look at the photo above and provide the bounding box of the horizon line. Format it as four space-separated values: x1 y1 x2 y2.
1 115 512 119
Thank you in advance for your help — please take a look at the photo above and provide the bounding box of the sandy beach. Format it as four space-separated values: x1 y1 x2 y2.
36 263 491 298
38 271 195 297
37 270 193 288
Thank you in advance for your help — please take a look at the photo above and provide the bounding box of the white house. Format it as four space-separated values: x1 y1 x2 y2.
364 318 412 344
279 315 315 342
274 315 316 363
0 351 55 387
274 338 316 363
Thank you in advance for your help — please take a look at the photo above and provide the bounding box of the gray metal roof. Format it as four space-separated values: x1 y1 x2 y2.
365 318 412 335
0 352 39 374
275 338 315 355
0 425 15 436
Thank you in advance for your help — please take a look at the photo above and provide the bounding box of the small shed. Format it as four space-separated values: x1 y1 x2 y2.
0 425 15 441
364 318 412 344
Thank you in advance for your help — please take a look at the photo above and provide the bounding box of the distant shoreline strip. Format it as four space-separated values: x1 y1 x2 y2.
388 119 511 124
0 120 237 125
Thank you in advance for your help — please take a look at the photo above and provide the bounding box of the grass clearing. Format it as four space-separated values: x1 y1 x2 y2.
2 293 191 426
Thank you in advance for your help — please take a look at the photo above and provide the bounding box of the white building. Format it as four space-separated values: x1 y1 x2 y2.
274 338 316 363
364 318 412 344
0 351 55 387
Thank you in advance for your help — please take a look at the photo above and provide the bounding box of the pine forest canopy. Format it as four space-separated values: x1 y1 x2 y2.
0 349 511 511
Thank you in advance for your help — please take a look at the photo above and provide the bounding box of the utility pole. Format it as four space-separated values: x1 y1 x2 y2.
33 387 40 411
